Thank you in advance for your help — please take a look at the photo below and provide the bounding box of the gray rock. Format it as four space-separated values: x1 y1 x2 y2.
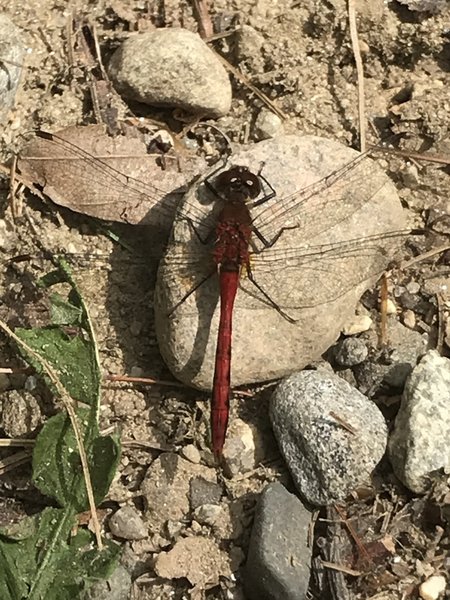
189 476 222 510
0 15 25 124
244 482 312 600
388 350 450 493
108 28 231 118
109 505 147 540
141 453 217 533
83 565 131 600
270 369 388 505
334 337 368 367
396 0 447 12
354 320 428 395
155 135 405 391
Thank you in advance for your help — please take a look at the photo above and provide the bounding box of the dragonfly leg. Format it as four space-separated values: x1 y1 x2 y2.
250 164 277 208
203 158 229 202
245 265 297 324
167 268 217 316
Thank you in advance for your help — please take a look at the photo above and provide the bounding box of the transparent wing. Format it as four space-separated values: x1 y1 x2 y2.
250 148 389 250
18 128 210 228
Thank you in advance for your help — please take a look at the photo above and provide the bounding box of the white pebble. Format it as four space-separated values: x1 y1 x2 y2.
180 444 201 464
385 298 397 315
342 314 373 336
402 309 416 329
419 575 446 600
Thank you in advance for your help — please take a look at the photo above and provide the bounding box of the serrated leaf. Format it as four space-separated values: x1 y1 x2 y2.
0 507 120 600
32 410 121 511
15 326 100 406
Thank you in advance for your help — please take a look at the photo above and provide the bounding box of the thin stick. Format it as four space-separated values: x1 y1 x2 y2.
192 0 214 39
370 146 450 166
213 52 286 120
0 450 33 474
105 374 185 388
0 319 103 550
348 0 366 152
400 244 450 270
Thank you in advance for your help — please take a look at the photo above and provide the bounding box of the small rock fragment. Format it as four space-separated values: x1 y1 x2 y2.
1 390 42 437
189 476 222 510
388 350 450 493
180 444 201 464
84 565 132 600
342 314 373 336
419 575 446 600
244 482 312 600
386 298 397 315
270 369 388 505
396 0 447 12
222 419 257 477
109 505 147 540
108 28 231 118
254 109 283 140
353 320 427 395
154 536 232 587
141 453 217 533
193 503 223 526
402 309 416 329
334 337 368 367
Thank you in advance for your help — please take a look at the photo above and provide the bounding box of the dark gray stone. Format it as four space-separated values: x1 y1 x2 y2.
354 320 428 396
334 337 368 367
244 482 312 600
189 476 222 510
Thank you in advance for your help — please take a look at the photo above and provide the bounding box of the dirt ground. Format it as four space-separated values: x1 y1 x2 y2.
0 1 449 599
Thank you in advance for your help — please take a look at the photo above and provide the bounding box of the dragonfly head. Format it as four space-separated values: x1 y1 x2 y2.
215 165 261 202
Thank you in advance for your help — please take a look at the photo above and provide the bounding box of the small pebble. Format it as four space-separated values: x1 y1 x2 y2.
334 337 368 367
193 503 223 526
386 298 397 315
109 505 147 540
222 419 257 478
402 309 416 329
1 390 41 437
245 483 312 600
254 109 283 140
342 314 373 336
180 444 201 464
419 575 446 600
406 280 421 294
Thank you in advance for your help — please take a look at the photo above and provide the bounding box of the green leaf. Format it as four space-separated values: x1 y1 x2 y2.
48 292 83 326
32 410 121 511
0 507 120 600
15 327 100 406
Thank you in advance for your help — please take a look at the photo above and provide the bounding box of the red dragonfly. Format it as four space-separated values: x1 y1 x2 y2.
16 127 409 459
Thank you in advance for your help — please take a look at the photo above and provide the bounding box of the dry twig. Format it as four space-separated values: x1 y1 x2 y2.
348 0 366 152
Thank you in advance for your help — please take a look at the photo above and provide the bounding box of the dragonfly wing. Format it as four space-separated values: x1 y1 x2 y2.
248 230 408 310
18 125 209 228
249 138 392 251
